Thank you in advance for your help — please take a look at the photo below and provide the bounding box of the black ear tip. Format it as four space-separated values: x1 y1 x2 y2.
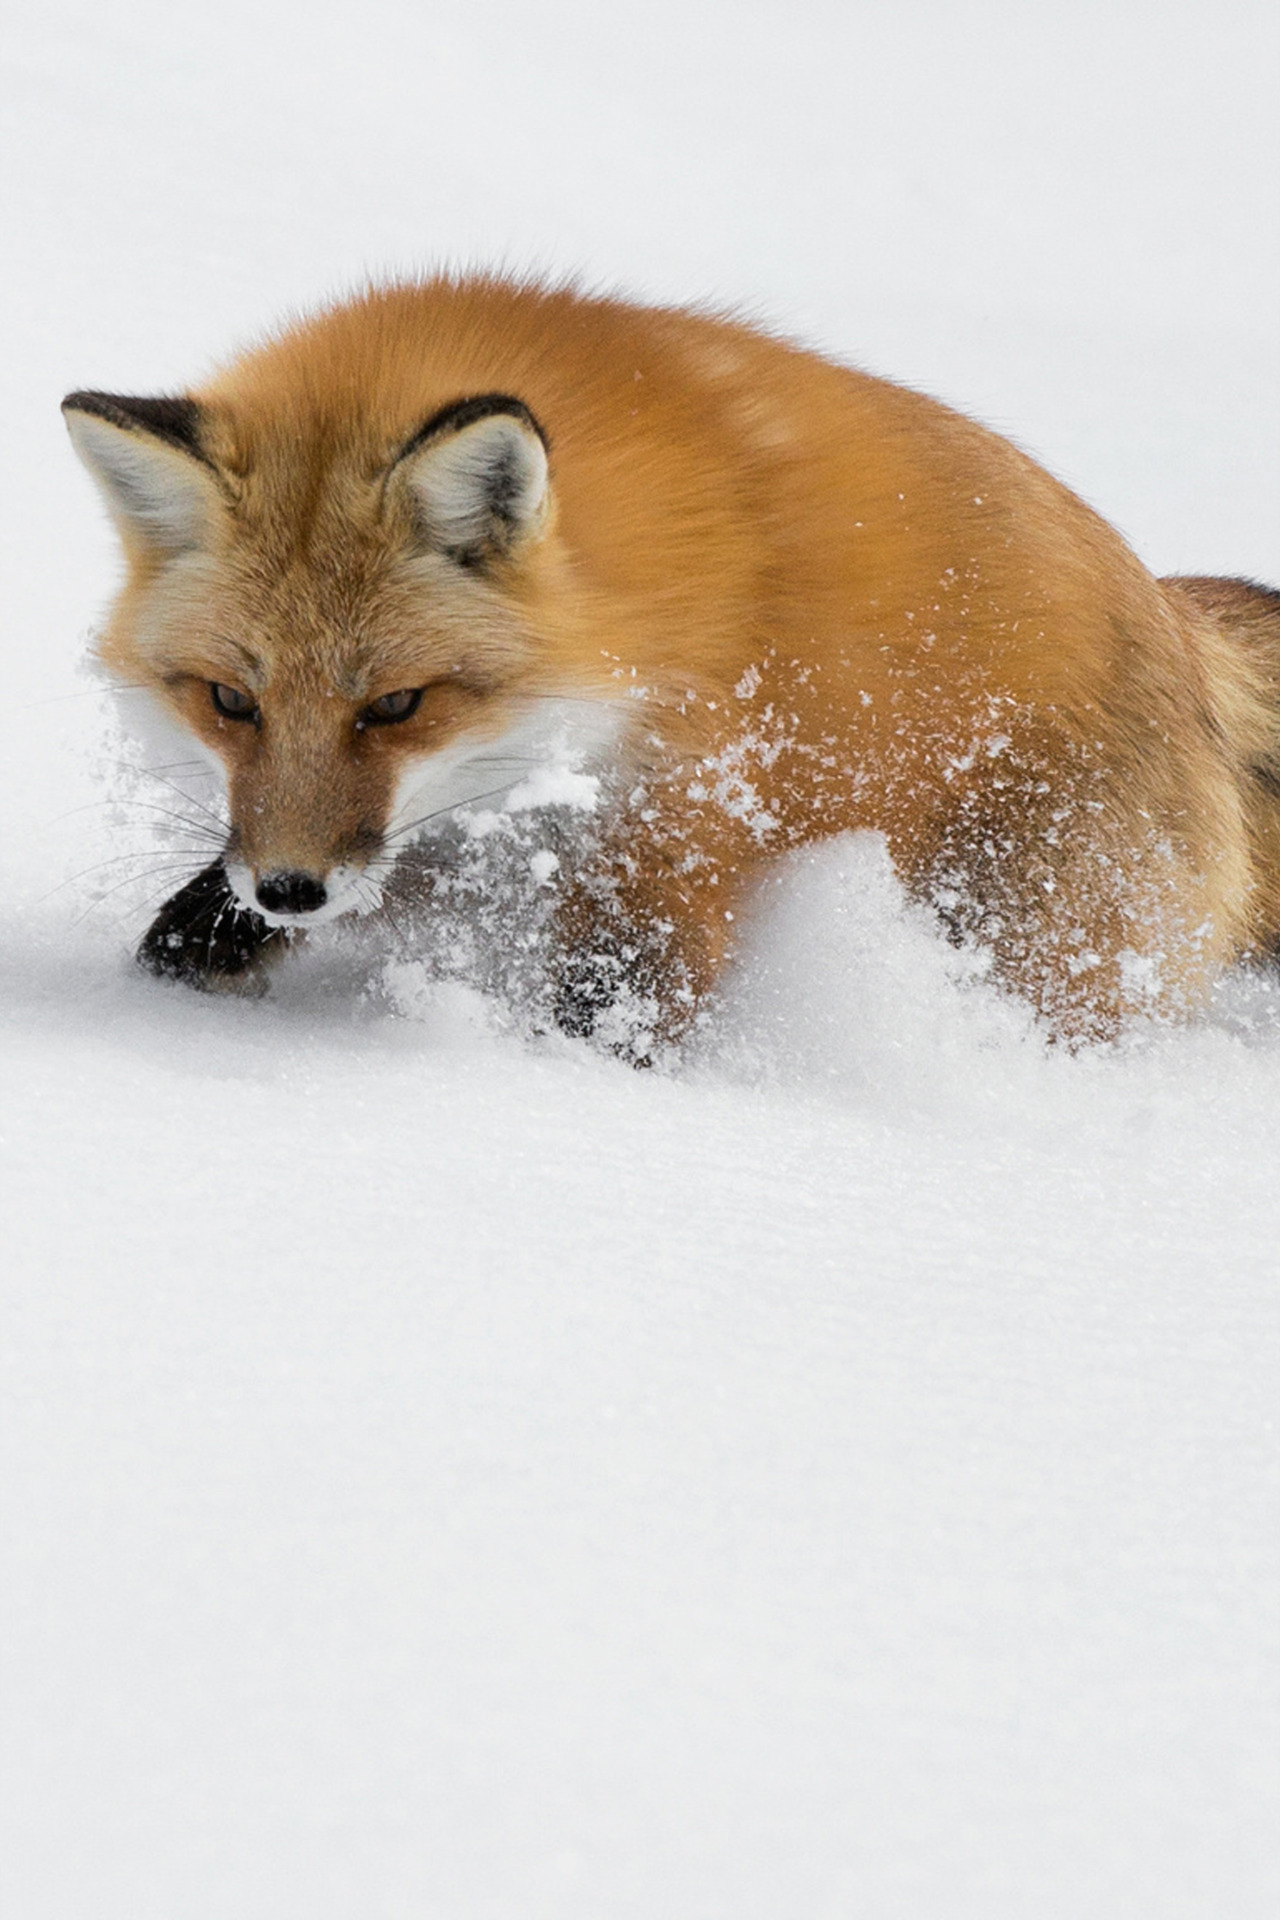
398 392 551 464
63 389 132 420
60 391 205 459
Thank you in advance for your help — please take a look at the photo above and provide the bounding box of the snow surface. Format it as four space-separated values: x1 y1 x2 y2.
2 3 1279 1915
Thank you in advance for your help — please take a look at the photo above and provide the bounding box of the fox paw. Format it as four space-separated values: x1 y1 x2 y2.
137 861 288 989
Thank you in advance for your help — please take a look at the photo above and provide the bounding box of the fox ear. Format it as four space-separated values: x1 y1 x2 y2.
395 395 550 563
62 391 221 554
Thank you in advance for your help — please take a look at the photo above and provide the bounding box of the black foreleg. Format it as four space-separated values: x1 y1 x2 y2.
137 861 287 986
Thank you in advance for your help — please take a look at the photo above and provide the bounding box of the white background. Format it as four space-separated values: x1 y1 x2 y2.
2 4 1278 1915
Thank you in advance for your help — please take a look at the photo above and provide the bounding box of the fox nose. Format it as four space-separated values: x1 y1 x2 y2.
254 869 328 916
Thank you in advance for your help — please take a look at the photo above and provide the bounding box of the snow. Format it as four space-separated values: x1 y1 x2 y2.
2 3 1278 1915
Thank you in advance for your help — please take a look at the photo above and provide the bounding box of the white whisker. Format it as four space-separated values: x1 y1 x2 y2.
383 781 535 849
34 847 216 908
71 859 211 925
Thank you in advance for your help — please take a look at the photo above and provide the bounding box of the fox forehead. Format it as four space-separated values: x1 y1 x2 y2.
200 410 400 550
139 512 534 698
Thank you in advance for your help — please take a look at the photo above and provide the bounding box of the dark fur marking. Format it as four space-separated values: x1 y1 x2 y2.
62 390 208 464
483 442 523 526
138 861 286 985
394 392 550 467
1250 761 1280 803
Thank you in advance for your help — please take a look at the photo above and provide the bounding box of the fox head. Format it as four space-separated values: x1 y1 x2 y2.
63 381 594 924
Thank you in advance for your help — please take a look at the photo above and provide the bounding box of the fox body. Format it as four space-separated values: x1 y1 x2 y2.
64 277 1280 1044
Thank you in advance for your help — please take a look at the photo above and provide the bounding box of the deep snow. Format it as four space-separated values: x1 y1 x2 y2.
2 4 1278 1916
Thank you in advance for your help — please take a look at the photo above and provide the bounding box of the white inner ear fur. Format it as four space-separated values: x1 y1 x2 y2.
404 414 549 555
64 410 216 553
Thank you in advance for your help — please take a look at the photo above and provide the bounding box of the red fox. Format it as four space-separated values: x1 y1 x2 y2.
64 275 1280 1046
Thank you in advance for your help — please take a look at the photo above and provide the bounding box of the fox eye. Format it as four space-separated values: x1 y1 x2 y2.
358 687 424 728
210 682 259 722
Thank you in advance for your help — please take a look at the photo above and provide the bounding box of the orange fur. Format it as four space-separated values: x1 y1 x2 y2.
66 276 1280 1041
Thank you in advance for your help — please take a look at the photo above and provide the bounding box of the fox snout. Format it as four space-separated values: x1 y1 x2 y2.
219 749 393 926
224 816 386 926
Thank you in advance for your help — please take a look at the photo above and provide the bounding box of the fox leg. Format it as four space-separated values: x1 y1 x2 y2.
551 885 701 1049
551 803 750 1053
137 861 289 989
